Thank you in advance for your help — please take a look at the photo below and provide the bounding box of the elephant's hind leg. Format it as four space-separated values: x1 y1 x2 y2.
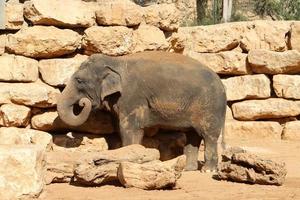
184 130 202 171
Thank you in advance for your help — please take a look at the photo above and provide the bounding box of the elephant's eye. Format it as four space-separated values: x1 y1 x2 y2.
76 78 83 84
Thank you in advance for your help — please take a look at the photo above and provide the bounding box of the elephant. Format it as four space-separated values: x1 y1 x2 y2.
57 51 227 171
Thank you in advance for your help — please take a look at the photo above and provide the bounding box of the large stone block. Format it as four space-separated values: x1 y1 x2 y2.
0 54 39 82
0 35 6 55
142 3 180 31
83 26 135 56
240 21 291 52
3 1 24 30
133 24 169 52
6 26 81 58
0 104 31 127
222 74 271 101
187 51 249 75
0 145 46 200
273 75 300 100
96 0 143 26
248 49 300 74
290 22 300 51
24 0 96 28
31 110 114 134
282 121 300 141
0 127 53 151
225 121 283 140
232 98 300 120
0 81 60 108
39 54 88 87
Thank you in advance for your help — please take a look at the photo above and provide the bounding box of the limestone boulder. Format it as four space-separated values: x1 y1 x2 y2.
0 54 39 82
39 54 88 87
0 81 60 108
273 75 300 99
222 74 271 101
240 21 291 52
0 35 6 55
3 1 24 30
31 110 114 134
6 26 81 58
0 104 31 127
96 1 143 26
282 121 300 141
289 22 300 51
83 26 135 56
118 155 186 190
225 121 283 140
24 0 96 28
187 51 250 75
226 106 234 121
0 127 53 151
142 3 180 31
133 24 169 52
74 145 160 185
232 98 300 120
0 145 46 200
248 49 300 74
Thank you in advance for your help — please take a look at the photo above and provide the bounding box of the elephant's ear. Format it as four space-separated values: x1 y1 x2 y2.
101 66 122 101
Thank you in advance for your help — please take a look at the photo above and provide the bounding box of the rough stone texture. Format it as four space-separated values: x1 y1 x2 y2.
6 26 81 58
24 0 96 28
225 121 283 140
96 1 143 26
143 3 180 31
240 21 291 52
4 1 24 30
232 98 300 120
0 81 60 108
83 26 135 56
53 132 108 152
0 145 46 200
31 110 114 134
187 51 250 75
282 121 300 141
45 150 77 184
0 104 31 127
218 152 287 186
118 155 186 190
0 35 6 55
273 75 300 99
74 145 160 185
226 106 234 121
222 75 271 101
248 49 300 74
0 127 53 151
0 54 39 82
39 54 88 87
289 22 300 51
133 24 169 52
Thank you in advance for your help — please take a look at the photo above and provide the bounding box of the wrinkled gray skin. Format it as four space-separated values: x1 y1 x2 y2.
57 51 227 171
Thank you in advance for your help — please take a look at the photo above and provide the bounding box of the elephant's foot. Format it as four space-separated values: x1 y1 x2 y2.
184 144 199 171
200 161 217 173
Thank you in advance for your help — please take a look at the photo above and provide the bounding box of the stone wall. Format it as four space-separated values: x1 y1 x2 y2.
0 0 299 198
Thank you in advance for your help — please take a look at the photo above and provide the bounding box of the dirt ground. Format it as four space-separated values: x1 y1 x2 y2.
40 138 300 200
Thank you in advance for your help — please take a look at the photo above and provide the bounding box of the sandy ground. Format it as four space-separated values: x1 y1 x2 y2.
40 138 300 200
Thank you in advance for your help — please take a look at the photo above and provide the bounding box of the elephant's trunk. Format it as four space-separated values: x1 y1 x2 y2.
57 85 92 127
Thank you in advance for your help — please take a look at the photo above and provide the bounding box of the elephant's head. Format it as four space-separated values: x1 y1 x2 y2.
57 54 122 127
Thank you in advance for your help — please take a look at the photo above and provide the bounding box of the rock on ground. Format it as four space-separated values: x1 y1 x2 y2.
187 51 250 75
248 50 300 74
0 103 31 127
273 75 300 99
24 0 96 28
222 75 270 101
290 22 300 51
218 151 287 186
282 121 300 141
231 98 300 120
0 127 53 151
39 54 88 87
0 145 46 200
118 155 186 190
6 26 81 58
74 145 160 185
0 54 38 82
